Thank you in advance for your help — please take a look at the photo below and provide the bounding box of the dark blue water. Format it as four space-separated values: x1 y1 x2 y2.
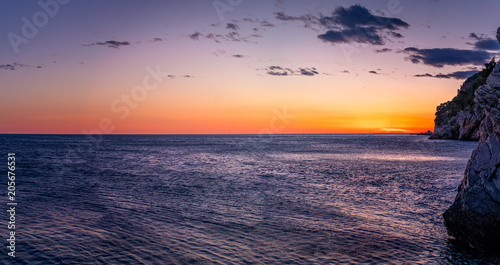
1 134 499 264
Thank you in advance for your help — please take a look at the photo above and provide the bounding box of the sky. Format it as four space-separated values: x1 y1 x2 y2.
1 0 499 134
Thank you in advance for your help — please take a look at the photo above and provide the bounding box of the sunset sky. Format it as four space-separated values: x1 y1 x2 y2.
1 0 499 134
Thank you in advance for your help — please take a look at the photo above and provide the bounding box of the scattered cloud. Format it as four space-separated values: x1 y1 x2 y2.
261 66 321 77
151 38 163 42
189 31 259 43
403 47 491 67
183 75 194 78
0 63 42 71
375 48 392 53
232 54 245 58
189 32 203 40
212 49 227 57
84 40 130 48
190 18 273 44
414 70 479 79
275 12 320 29
468 32 500 50
368 70 378 74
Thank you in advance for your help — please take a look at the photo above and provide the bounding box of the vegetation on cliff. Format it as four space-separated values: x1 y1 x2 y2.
436 59 496 122
431 58 496 140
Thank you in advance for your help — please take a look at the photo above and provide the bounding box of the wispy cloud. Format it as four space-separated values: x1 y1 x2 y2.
375 48 392 53
0 62 42 71
414 70 479 79
261 66 321 77
84 40 131 48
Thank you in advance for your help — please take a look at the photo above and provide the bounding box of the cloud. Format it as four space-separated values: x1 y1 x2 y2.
375 48 392 53
261 66 321 77
413 70 479 79
190 31 259 43
85 40 130 48
232 54 245 58
275 12 320 29
299 68 319 76
468 32 500 50
183 75 194 78
368 70 378 74
189 32 203 40
403 47 491 67
0 63 42 71
320 5 409 30
226 23 239 31
260 20 275 27
212 49 227 57
276 5 409 46
190 18 272 44
151 38 163 42
414 73 433 77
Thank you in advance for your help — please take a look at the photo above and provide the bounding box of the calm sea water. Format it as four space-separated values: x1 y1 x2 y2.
1 134 499 264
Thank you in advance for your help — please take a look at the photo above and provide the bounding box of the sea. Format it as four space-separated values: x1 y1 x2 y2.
1 134 499 264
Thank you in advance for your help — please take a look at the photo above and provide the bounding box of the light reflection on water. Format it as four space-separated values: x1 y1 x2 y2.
1 134 499 264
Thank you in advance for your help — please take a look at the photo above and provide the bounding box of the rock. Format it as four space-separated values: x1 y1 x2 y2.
497 27 500 44
486 63 500 89
443 57 500 251
443 133 500 251
430 59 497 141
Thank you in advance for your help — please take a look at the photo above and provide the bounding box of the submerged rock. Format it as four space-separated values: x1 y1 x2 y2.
443 61 500 251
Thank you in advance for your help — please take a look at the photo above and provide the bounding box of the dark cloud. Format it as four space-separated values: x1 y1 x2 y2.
414 70 478 80
368 70 378 74
276 5 409 46
85 40 130 48
299 68 319 76
226 23 239 31
318 26 383 45
403 47 491 67
262 66 321 77
468 33 500 50
474 39 500 50
232 54 245 58
375 48 392 53
320 5 409 30
0 62 42 71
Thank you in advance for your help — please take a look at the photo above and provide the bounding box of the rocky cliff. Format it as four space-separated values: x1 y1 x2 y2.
429 59 496 141
443 60 500 251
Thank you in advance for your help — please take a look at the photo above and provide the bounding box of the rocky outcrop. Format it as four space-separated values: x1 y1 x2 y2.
429 59 497 141
443 62 500 251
